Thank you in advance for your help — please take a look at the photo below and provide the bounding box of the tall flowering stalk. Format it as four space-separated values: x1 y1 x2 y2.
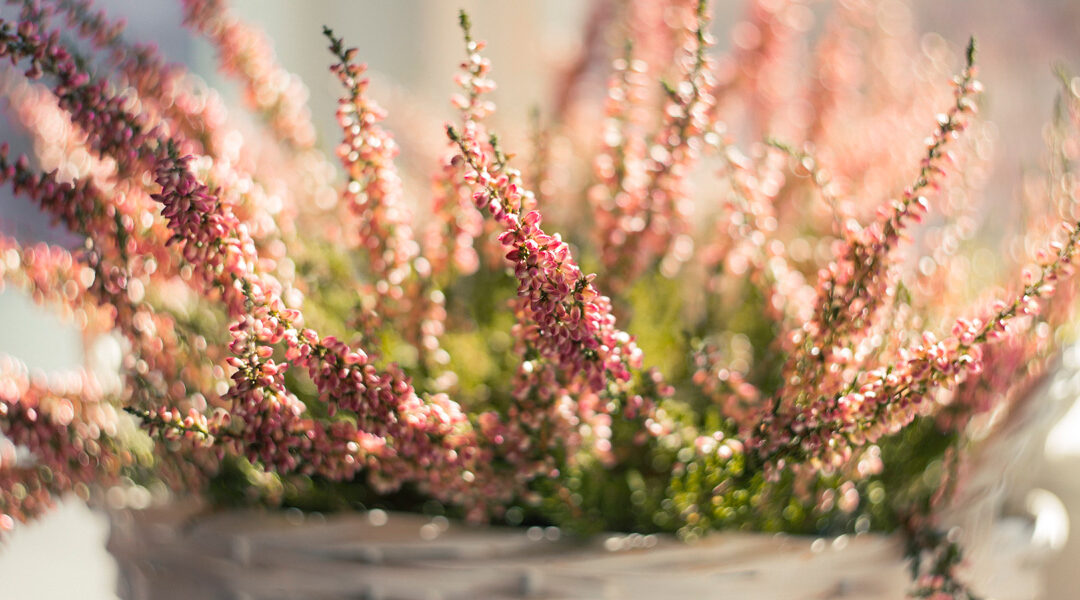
768 41 982 441
446 13 640 394
0 2 1077 597
594 0 715 290
325 29 445 362
445 12 667 481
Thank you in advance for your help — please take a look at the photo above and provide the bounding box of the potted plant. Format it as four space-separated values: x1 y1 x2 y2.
0 0 1077 597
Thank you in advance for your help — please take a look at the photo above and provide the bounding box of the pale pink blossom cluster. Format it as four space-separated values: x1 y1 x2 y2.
447 23 643 396
0 45 232 464
424 146 484 280
426 15 498 282
758 48 984 461
0 357 124 528
0 10 508 516
181 0 316 150
593 0 715 290
444 14 670 473
0 3 660 527
326 31 446 359
589 52 650 290
152 144 502 506
331 39 418 298
755 188 1080 470
55 0 303 243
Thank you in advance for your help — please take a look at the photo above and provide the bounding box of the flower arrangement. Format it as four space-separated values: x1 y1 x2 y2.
1 0 1078 596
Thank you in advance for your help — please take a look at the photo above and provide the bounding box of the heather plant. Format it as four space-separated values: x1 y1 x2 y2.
0 0 1078 596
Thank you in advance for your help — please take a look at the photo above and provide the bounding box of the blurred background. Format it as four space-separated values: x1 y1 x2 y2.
1 1 1079 598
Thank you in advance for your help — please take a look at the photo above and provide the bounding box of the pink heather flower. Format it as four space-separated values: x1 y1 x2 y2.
40 0 310 279
325 30 446 362
0 235 112 335
691 341 762 431
594 0 715 289
329 33 417 290
0 69 236 443
772 48 982 431
0 13 514 511
0 357 126 529
755 215 1080 466
445 14 670 474
699 140 817 335
447 20 644 395
589 51 651 292
152 147 504 504
424 150 483 279
422 15 494 284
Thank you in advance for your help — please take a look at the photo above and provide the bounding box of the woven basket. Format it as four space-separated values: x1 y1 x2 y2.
108 353 1080 600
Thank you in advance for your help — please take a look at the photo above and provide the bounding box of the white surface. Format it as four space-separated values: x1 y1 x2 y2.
0 289 83 372
0 499 118 600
